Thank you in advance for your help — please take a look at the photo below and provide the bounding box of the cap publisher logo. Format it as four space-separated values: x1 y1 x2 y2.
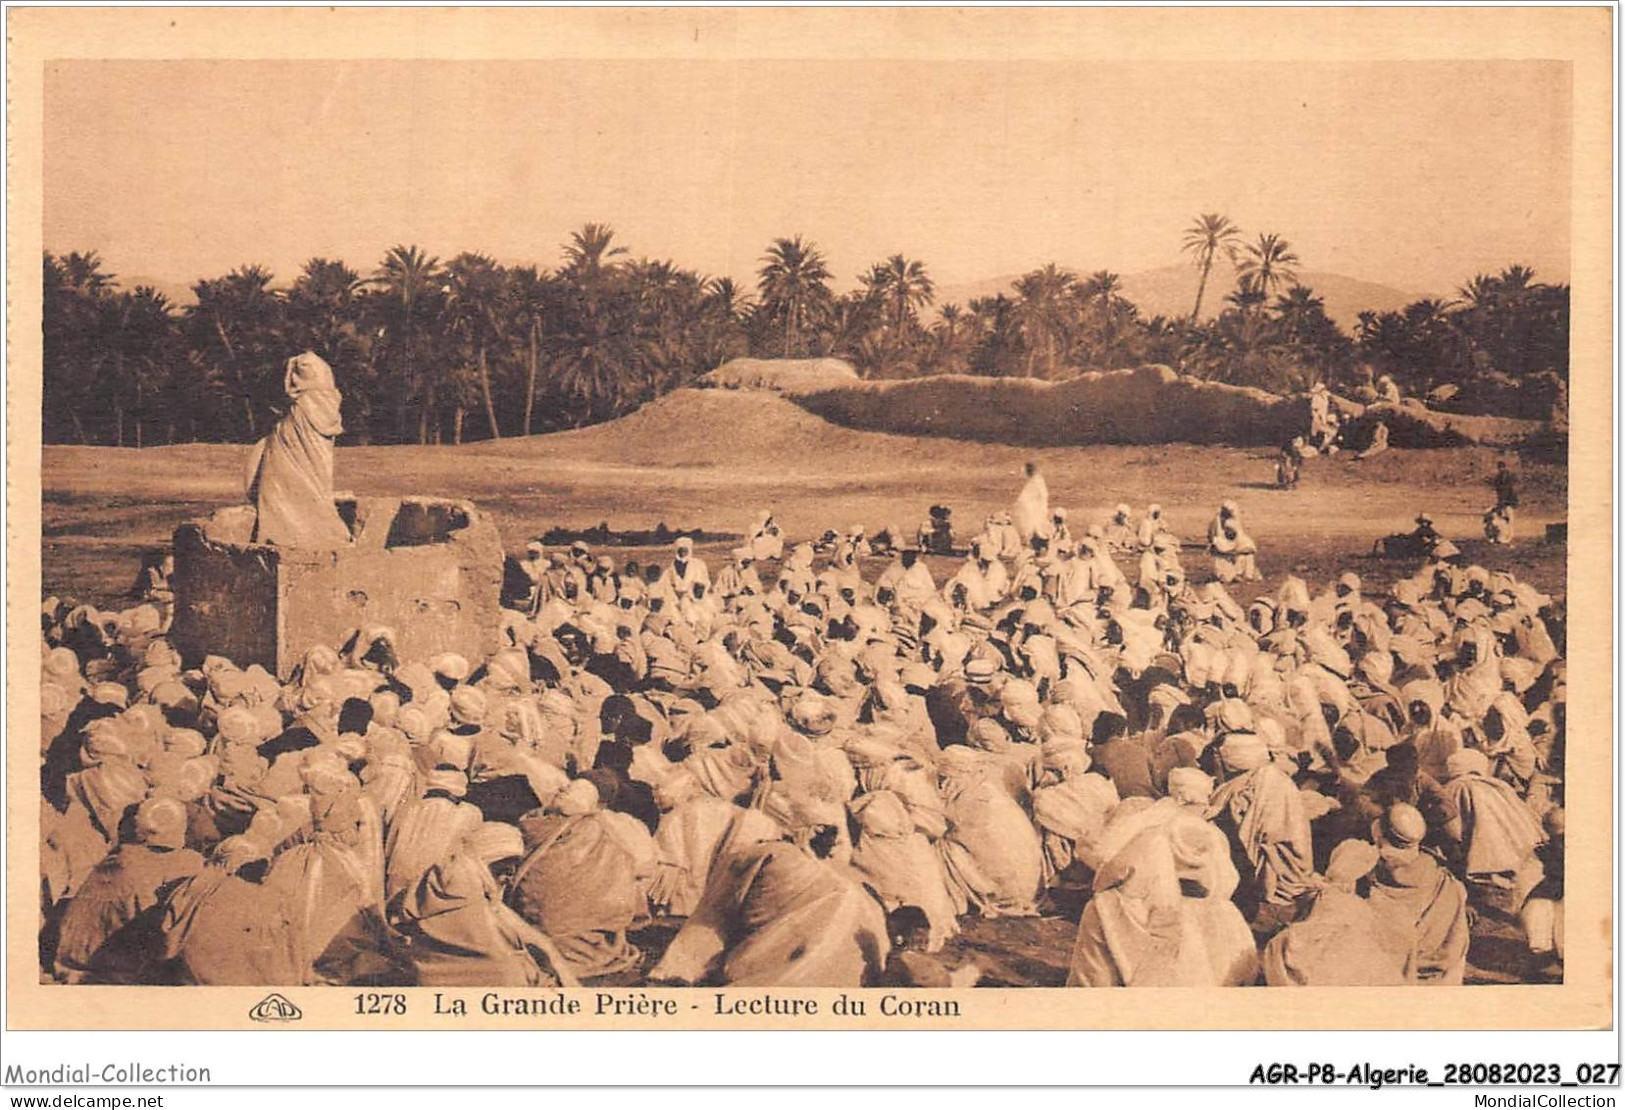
249 993 303 1022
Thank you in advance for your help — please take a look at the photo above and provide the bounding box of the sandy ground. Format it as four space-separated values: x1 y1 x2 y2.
36 389 1567 985
42 388 1566 606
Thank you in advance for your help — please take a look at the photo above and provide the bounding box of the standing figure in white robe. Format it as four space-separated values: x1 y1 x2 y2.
1012 461 1052 545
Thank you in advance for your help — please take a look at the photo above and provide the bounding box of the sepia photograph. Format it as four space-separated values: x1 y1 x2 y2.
4 5 1614 1053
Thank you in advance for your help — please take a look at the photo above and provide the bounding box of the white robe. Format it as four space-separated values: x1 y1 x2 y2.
1013 474 1052 544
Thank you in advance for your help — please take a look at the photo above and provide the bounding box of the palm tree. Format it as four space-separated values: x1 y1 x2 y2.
1012 263 1078 378
1181 213 1242 323
697 276 750 370
547 291 651 422
507 265 550 436
1498 264 1536 292
966 292 1018 376
627 258 708 393
187 264 284 440
757 235 833 358
1271 284 1325 332
1457 273 1498 310
1234 233 1301 309
369 245 444 443
1080 270 1123 305
561 222 627 284
110 287 178 447
287 258 362 362
702 274 744 318
443 252 509 440
1198 303 1285 388
57 250 117 297
44 251 119 443
1077 270 1138 369
929 302 973 375
871 254 935 335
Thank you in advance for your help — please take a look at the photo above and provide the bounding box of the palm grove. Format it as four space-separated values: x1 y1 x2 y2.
43 216 1568 447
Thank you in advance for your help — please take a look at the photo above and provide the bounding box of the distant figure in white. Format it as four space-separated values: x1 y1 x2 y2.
245 352 350 548
744 511 785 562
1356 420 1390 461
1208 501 1261 584
1012 460 1051 545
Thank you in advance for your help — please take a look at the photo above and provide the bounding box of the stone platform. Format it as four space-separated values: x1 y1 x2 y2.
170 496 503 677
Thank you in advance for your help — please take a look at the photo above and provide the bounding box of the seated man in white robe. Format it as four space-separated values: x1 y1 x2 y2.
656 536 710 606
1103 504 1137 552
744 512 784 562
944 539 1007 611
877 547 938 613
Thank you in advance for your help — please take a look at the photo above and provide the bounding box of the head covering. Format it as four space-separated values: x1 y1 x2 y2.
396 704 433 743
1325 838 1381 885
1219 731 1270 773
1374 802 1427 850
164 727 208 759
1445 748 1492 781
424 768 469 798
212 834 269 874
964 658 998 685
43 646 83 685
133 796 188 849
81 720 130 764
1041 728 1089 772
430 727 473 770
1039 703 1084 742
150 680 198 716
970 717 1013 753
368 689 402 726
467 821 525 865
41 682 72 719
900 663 936 692
1215 698 1255 734
1005 699 1042 732
449 685 487 727
297 676 340 713
1166 767 1214 806
789 693 838 736
999 679 1040 710
89 682 129 709
301 752 358 797
550 778 600 816
431 653 471 684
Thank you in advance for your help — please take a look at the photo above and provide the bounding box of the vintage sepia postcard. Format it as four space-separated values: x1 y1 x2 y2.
4 6 1613 1042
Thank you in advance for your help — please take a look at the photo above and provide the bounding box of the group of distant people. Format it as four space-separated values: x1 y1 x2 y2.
1280 382 1525 548
38 456 1563 990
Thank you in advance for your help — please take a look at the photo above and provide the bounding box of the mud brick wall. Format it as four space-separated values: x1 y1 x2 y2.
791 365 1538 449
171 496 503 677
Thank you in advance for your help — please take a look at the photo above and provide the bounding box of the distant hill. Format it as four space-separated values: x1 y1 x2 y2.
933 264 1432 332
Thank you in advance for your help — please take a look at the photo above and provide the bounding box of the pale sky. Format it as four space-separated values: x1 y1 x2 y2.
45 58 1572 297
